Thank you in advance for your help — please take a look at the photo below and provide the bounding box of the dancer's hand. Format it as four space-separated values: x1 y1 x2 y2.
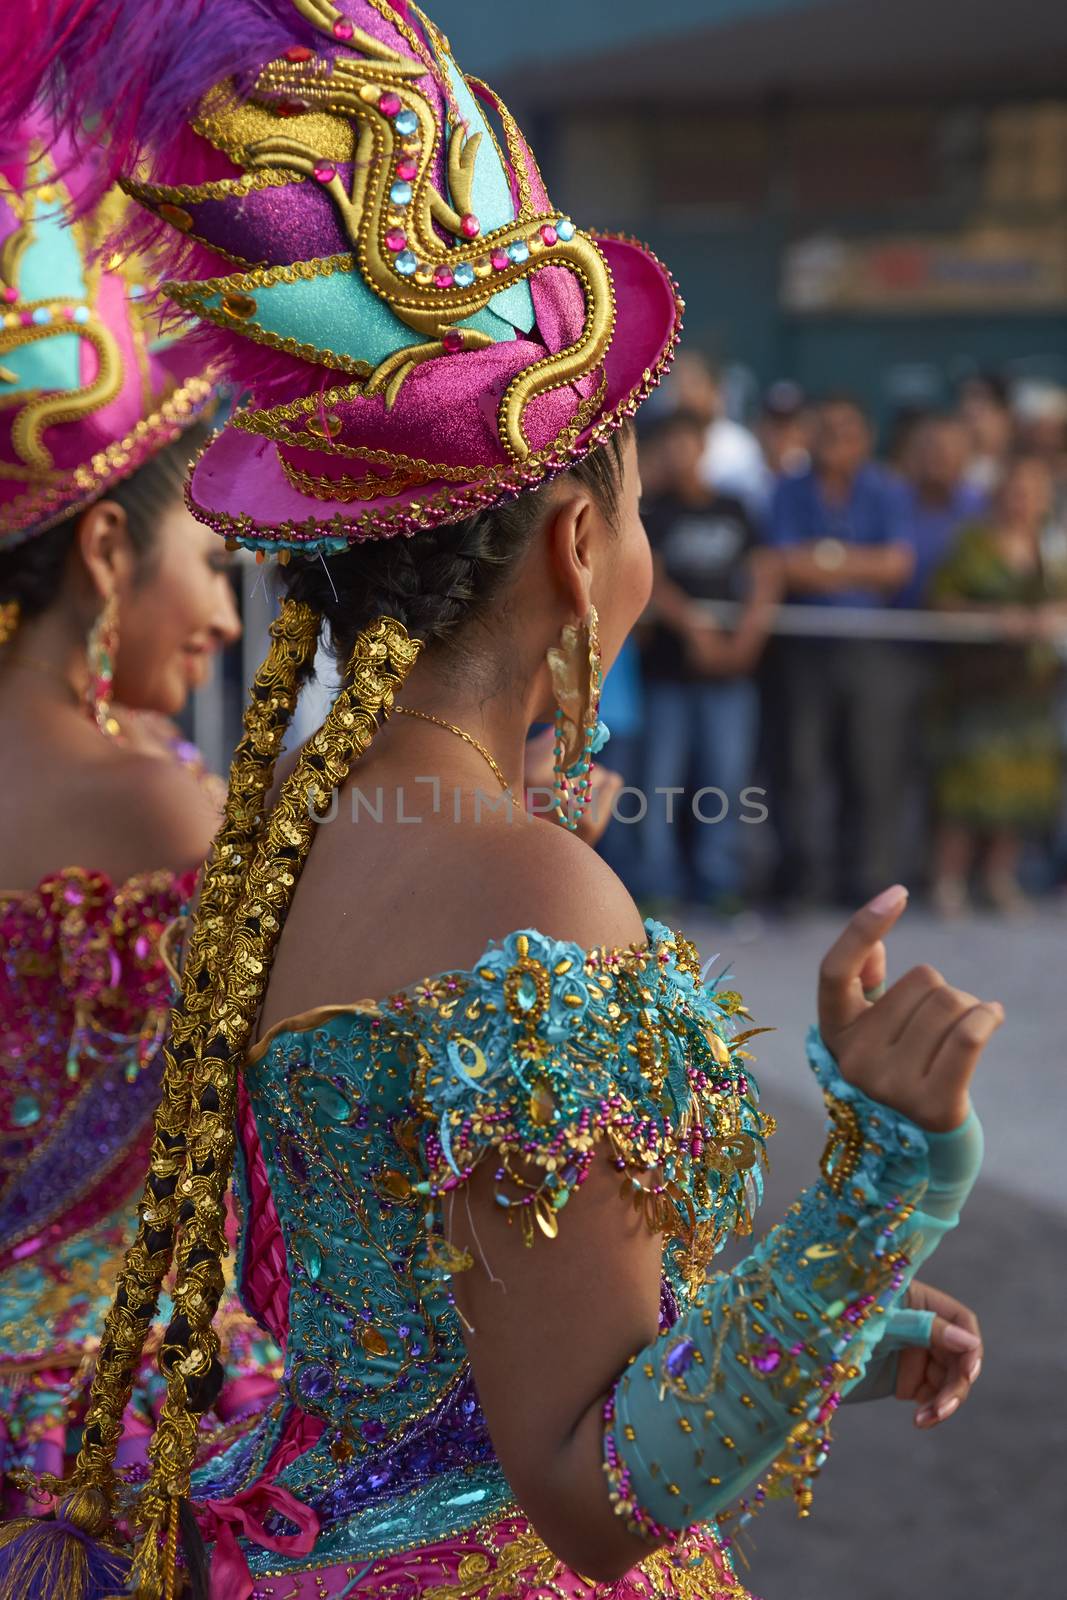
817 886 1004 1131
896 1279 983 1428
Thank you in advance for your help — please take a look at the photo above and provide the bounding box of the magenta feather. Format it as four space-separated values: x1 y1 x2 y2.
0 0 313 204
0 0 425 400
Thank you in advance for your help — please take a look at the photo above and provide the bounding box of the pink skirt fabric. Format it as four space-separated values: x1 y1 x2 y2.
239 1513 754 1600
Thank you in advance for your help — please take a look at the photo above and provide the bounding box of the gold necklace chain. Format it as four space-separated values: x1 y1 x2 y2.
395 705 511 795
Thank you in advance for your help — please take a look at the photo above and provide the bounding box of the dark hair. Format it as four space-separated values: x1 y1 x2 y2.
0 420 212 622
817 392 869 420
962 371 1011 410
639 409 707 447
281 431 629 672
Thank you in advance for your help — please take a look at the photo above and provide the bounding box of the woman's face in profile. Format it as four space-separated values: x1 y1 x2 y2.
112 500 242 717
596 431 652 679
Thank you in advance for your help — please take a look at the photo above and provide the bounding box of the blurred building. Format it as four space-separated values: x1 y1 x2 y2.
438 0 1067 423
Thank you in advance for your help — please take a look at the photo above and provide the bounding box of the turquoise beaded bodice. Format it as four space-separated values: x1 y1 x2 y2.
213 919 770 1568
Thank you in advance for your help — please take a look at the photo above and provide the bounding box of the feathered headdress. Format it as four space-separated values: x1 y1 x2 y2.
4 0 683 555
0 115 217 548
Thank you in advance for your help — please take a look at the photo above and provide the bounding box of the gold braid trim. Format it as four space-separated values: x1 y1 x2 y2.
129 617 422 1600
20 602 319 1547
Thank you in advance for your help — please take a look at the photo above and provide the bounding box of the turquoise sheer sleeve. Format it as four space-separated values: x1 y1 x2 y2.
604 1027 984 1545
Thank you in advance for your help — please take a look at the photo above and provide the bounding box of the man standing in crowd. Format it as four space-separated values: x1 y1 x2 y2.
897 415 988 609
640 410 780 915
766 395 914 905
665 351 768 521
959 371 1014 495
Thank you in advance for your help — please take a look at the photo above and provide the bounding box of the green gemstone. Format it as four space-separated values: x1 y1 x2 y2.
309 1076 351 1123
515 972 539 1011
10 1094 41 1128
301 1239 323 1281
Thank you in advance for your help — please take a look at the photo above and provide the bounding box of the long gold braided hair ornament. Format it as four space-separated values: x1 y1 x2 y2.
0 604 421 1600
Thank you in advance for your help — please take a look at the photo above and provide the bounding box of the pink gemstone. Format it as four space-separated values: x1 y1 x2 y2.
19 310 33 326
491 250 510 271
541 224 558 246
385 229 407 253
61 305 76 320
313 163 337 184
460 213 481 239
434 267 454 288
2 285 17 303
443 329 464 354
379 91 402 116
396 157 418 181
333 18 354 41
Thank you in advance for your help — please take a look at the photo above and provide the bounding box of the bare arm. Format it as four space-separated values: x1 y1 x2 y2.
449 1154 660 1581
776 541 914 596
435 891 996 1583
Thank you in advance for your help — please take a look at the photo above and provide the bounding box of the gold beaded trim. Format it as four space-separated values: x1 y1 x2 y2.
183 253 674 546
819 1095 866 1197
280 453 432 501
162 253 376 378
0 370 218 544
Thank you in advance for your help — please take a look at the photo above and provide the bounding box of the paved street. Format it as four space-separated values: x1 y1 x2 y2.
684 904 1066 1600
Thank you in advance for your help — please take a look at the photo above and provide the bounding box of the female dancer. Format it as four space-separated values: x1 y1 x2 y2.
0 125 279 1513
929 453 1067 913
2 4 994 1597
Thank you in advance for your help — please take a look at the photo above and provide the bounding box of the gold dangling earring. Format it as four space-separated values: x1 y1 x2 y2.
0 599 20 647
85 592 121 739
546 604 610 833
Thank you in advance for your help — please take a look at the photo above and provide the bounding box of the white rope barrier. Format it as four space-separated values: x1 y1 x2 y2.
694 599 1067 645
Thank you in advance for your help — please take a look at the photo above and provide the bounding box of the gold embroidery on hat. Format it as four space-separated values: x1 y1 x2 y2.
279 456 431 502
0 372 215 540
162 0 615 465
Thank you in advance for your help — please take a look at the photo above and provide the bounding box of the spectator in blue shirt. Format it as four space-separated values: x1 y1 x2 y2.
896 416 988 610
764 396 915 905
768 397 913 605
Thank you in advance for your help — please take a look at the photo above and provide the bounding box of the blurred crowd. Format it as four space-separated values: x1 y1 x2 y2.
601 352 1067 918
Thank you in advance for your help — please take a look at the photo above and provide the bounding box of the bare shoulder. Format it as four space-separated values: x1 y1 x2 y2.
455 816 647 953
71 746 222 879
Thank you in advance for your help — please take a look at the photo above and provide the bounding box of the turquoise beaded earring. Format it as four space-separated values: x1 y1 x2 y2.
546 605 611 833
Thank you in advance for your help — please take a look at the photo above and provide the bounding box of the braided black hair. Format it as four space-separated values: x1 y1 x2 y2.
281 433 628 669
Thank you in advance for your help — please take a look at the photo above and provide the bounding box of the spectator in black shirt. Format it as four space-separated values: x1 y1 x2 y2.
640 411 780 912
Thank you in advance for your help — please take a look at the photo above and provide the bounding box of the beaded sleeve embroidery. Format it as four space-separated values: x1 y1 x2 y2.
199 921 981 1595
604 1029 984 1544
0 867 280 1506
200 920 770 1594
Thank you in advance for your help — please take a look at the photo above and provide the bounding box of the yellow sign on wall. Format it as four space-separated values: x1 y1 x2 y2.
783 227 1067 313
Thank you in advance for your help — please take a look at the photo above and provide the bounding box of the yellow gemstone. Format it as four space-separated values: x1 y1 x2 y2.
380 1169 412 1200
529 1085 555 1125
158 202 194 232
361 1327 389 1358
306 411 343 439
221 292 258 320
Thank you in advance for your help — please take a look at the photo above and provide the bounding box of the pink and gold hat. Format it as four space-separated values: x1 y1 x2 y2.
9 0 683 556
0 122 218 549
